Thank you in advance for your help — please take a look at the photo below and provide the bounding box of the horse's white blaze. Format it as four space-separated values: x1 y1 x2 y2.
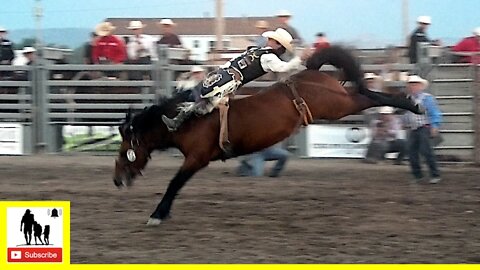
146 218 162 226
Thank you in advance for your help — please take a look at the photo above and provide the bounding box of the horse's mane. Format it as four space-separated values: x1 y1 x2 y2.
306 46 366 93
130 91 189 133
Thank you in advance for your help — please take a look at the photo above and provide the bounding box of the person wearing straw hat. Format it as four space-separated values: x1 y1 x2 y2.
92 22 126 64
126 20 157 63
157 19 182 48
452 27 480 64
175 65 206 95
403 75 442 183
162 28 313 131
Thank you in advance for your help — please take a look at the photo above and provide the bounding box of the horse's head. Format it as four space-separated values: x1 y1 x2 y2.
113 109 152 188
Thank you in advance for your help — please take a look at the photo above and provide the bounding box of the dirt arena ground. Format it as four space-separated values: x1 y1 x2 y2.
1 154 480 264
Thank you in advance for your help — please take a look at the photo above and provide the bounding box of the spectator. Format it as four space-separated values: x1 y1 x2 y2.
126 20 157 63
13 47 36 80
408 16 439 64
403 75 442 184
236 144 290 177
126 20 157 80
0 26 14 79
175 65 206 100
83 32 97 64
275 10 302 45
250 20 270 47
452 27 480 64
312 32 330 52
157 19 182 48
92 22 126 64
364 106 407 165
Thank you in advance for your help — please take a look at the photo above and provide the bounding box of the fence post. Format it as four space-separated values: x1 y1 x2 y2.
155 45 172 100
474 64 480 166
32 59 49 153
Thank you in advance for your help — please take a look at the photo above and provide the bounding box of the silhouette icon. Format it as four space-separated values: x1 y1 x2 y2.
33 221 44 245
20 209 35 245
43 225 50 245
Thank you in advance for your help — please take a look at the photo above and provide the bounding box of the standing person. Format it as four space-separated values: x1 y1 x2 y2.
452 27 480 64
312 32 330 52
275 10 302 45
408 16 434 64
126 20 157 79
362 73 383 125
126 20 157 63
403 75 442 183
161 28 313 131
20 209 35 245
92 22 126 64
0 26 14 79
157 19 182 48
13 47 36 80
251 20 270 47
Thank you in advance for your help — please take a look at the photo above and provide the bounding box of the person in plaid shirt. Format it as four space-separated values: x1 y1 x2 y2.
403 75 442 183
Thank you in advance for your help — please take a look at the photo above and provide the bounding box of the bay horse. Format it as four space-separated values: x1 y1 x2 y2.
113 46 421 225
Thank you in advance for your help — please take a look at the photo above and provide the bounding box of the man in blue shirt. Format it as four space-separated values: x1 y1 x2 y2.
403 75 442 183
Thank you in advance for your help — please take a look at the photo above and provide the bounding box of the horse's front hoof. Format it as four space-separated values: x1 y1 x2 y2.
146 218 162 226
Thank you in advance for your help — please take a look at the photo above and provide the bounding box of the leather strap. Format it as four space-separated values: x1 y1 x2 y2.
285 79 313 126
218 97 232 153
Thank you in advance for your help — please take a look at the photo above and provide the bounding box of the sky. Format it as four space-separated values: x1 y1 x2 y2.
1 0 479 46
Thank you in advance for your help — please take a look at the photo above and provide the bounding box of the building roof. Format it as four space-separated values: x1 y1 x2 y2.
105 17 283 36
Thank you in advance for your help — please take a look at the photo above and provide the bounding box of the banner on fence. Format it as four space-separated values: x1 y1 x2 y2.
0 123 23 155
305 125 372 158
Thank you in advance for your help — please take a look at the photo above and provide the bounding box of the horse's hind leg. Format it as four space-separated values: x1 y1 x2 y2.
362 89 423 114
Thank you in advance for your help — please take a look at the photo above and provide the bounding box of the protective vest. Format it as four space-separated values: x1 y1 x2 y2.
227 47 273 84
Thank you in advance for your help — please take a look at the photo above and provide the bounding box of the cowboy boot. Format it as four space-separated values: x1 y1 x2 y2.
162 109 193 132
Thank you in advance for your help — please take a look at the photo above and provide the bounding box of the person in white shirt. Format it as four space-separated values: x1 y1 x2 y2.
126 20 157 63
162 28 312 131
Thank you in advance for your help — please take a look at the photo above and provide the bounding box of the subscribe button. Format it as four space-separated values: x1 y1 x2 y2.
8 247 62 263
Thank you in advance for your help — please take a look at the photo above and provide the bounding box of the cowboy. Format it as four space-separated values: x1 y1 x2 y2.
403 75 442 183
161 28 313 131
92 22 126 64
452 27 480 64
126 20 157 63
157 19 182 48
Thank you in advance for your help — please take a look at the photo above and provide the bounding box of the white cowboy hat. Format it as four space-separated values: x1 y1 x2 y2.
95 22 116 37
364 72 381 80
159 19 175 26
22 47 37 54
0 26 6 32
276 10 292 17
473 27 480 37
262 28 294 52
190 65 205 73
407 75 429 88
417 16 431 25
378 106 394 114
254 20 269 29
127 20 146 30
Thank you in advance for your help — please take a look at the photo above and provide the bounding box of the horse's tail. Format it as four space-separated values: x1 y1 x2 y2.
305 46 367 93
